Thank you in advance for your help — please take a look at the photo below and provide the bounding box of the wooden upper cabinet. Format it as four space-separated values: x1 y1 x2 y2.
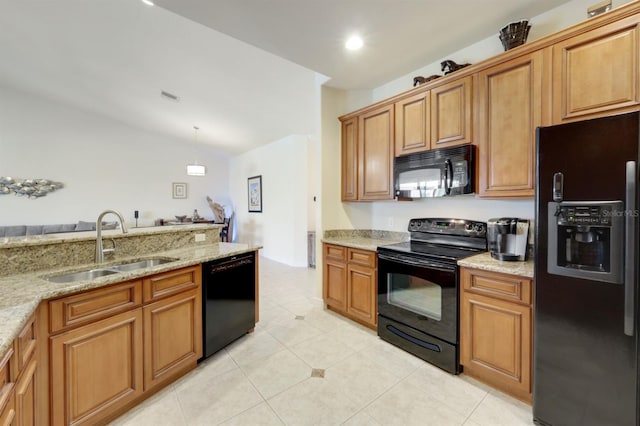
431 76 474 148
341 117 358 201
358 104 394 200
553 15 640 124
477 51 545 198
395 91 430 156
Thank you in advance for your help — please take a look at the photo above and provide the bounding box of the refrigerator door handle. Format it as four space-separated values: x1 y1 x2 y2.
624 160 636 337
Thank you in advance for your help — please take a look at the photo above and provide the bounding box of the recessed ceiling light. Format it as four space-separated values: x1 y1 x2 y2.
345 35 363 51
141 0 155 6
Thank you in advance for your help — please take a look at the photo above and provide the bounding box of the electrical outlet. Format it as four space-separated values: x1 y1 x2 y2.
195 234 206 242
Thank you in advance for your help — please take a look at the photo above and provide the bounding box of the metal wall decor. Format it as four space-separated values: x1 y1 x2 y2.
0 176 64 198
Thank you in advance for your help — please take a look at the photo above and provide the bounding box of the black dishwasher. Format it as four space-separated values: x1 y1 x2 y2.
201 252 256 359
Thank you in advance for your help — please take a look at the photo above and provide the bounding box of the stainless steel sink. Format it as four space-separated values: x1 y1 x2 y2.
41 257 179 283
108 257 178 272
44 268 120 283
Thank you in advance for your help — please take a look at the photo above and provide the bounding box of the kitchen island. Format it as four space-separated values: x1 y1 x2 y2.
0 224 261 425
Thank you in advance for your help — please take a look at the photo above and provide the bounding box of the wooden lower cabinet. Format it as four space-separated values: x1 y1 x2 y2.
14 359 36 426
323 244 377 329
143 289 202 390
50 309 144 425
460 267 533 403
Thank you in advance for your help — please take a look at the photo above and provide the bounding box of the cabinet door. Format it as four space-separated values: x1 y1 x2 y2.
50 309 143 426
341 117 358 201
143 289 202 391
358 104 394 200
477 51 543 198
14 359 36 426
460 291 531 400
553 16 640 124
323 245 347 311
346 263 376 326
431 76 473 148
395 91 430 156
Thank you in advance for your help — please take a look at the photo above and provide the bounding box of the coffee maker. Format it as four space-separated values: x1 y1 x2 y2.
487 218 530 261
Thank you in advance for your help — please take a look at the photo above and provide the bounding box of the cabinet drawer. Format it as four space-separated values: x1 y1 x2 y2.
143 265 201 303
324 244 346 262
347 248 376 268
0 348 14 419
16 314 36 372
49 280 142 334
461 268 531 305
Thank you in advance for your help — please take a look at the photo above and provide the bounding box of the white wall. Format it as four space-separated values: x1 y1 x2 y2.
0 85 230 227
229 135 312 266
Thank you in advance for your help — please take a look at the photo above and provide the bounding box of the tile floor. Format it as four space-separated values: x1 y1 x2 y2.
111 257 535 426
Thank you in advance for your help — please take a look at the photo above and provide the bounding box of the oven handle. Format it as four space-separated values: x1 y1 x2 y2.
624 160 636 337
377 253 456 272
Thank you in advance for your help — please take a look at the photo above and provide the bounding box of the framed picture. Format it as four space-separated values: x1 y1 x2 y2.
172 182 187 199
248 175 262 212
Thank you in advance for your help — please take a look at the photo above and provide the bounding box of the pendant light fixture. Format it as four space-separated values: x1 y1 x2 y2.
186 126 206 176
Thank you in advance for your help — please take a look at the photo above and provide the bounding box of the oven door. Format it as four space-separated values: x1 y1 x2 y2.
377 250 458 344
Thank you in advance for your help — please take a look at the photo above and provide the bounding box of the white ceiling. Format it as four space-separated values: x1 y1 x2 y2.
0 0 574 155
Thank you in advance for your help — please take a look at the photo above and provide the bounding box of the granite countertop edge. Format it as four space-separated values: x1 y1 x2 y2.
457 252 534 279
321 236 405 252
0 242 262 357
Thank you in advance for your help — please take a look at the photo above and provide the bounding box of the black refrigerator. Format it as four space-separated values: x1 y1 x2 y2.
534 111 639 426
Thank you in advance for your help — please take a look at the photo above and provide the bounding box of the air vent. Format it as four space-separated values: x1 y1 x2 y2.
160 91 180 102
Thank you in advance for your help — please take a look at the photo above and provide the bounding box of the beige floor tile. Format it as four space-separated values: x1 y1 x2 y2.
302 308 352 332
404 364 489 417
466 390 535 426
109 385 185 426
268 377 361 426
241 349 312 399
172 350 239 395
264 316 325 347
219 402 284 426
176 368 264 425
328 322 378 351
290 333 355 369
358 337 425 379
364 380 468 426
225 328 286 367
324 351 402 406
341 410 383 426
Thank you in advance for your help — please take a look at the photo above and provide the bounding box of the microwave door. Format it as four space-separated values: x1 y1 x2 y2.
397 168 444 198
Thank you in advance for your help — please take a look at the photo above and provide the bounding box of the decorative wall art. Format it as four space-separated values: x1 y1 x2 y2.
0 176 64 198
248 175 262 213
172 182 187 199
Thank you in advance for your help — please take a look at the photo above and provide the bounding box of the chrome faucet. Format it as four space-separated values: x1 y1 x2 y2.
95 209 128 263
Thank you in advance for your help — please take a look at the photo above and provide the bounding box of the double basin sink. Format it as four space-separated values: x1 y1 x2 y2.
42 257 179 283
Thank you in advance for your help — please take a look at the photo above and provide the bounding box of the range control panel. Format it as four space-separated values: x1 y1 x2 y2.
408 218 486 237
556 204 616 226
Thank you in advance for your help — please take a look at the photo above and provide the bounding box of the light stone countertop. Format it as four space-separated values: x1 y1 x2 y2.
0 242 260 357
322 229 408 252
458 252 534 278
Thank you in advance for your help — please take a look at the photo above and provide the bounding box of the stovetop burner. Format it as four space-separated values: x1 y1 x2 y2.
378 218 487 263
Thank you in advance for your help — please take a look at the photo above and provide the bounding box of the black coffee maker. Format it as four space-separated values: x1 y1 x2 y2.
487 218 530 261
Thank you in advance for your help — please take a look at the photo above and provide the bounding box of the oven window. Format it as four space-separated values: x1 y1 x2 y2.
387 273 441 320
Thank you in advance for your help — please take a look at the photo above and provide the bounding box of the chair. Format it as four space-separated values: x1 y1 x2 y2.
220 213 235 242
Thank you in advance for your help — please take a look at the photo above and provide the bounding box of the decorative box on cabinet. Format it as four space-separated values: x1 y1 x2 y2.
323 244 377 328
460 267 533 403
477 51 545 198
552 14 640 124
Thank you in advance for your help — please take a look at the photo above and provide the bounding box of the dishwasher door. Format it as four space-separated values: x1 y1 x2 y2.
202 252 256 359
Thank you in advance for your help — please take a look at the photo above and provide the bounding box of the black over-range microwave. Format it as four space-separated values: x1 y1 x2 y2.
394 144 474 199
